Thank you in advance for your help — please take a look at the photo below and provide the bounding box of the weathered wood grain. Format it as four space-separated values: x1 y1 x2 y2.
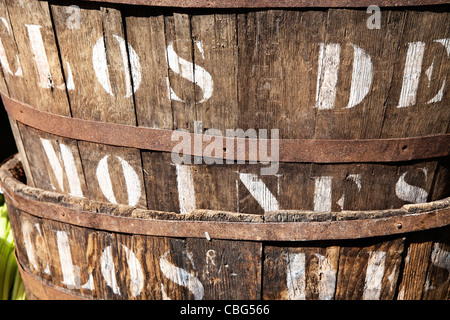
380 10 450 138
2 155 449 300
186 237 262 299
17 124 87 198
263 244 340 300
422 227 450 300
334 237 404 300
6 207 53 283
123 7 173 129
78 141 147 208
50 2 137 125
191 13 238 132
164 13 195 131
1 1 448 213
4 0 70 115
0 0 28 102
0 0 449 301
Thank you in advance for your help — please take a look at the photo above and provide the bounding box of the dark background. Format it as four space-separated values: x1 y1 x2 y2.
0 100 18 163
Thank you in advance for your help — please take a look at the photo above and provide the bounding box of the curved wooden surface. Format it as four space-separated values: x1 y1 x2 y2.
2 155 449 300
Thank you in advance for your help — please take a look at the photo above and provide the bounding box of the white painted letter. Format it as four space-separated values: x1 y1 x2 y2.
166 42 213 103
159 251 204 300
101 246 121 296
175 164 196 214
395 169 428 204
121 245 144 297
56 231 93 291
425 243 450 290
426 39 450 104
92 35 141 97
21 220 50 275
397 42 425 108
239 173 279 212
100 244 143 297
363 251 386 300
40 138 84 198
96 155 142 206
0 17 22 77
314 176 332 212
26 24 52 88
346 45 373 108
314 43 340 110
26 24 73 90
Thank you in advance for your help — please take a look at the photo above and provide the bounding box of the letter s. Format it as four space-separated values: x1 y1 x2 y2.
166 41 213 103
159 251 204 300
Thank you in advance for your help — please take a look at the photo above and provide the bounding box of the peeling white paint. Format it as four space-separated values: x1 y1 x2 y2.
166 42 213 103
96 155 141 206
286 253 306 300
346 44 373 109
92 36 112 95
57 231 77 288
195 40 205 59
25 24 52 88
314 43 340 110
56 231 93 291
314 176 332 212
59 143 84 198
285 252 337 300
64 61 75 91
175 164 196 214
425 243 450 290
0 17 22 77
40 138 84 198
314 253 337 300
348 174 362 192
22 221 46 273
100 245 121 296
397 42 425 108
336 194 345 210
239 173 279 212
427 39 450 104
99 244 144 297
362 251 386 300
159 251 204 300
395 169 428 204
121 244 144 297
96 155 116 204
92 35 141 97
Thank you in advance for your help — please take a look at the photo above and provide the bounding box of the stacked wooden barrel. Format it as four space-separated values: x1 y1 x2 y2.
0 0 448 299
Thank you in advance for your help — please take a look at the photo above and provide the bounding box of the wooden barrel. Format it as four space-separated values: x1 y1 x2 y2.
1 154 449 300
0 0 449 300
0 0 449 215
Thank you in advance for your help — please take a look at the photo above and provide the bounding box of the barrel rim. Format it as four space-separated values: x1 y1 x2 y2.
78 0 450 8
1 154 449 242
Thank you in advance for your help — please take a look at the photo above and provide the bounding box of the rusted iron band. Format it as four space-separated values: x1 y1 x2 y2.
80 0 449 8
2 93 449 164
2 156 449 242
16 254 88 300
